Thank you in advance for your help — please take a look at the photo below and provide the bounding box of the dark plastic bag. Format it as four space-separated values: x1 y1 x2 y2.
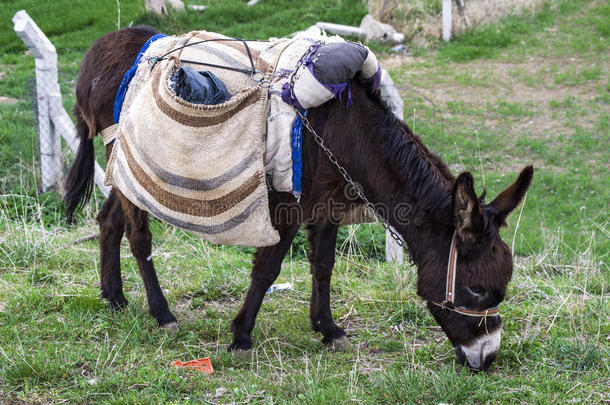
170 66 232 105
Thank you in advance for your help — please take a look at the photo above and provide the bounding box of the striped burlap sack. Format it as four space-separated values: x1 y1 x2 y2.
106 32 293 247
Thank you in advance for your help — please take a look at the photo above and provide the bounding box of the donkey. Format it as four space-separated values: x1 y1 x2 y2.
65 26 533 371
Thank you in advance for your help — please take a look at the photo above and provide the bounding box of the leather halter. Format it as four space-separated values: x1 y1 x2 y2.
431 231 500 318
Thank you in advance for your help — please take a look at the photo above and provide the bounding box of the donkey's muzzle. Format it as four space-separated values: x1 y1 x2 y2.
454 328 501 371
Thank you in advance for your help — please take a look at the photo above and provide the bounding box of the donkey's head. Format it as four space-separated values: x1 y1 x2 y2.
419 165 533 371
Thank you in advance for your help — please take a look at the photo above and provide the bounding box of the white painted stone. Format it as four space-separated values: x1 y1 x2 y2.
359 14 404 43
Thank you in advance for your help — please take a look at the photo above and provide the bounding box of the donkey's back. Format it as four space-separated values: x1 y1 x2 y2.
76 26 159 137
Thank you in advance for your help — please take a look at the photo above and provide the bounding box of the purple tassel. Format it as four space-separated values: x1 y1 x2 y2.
346 81 353 108
281 82 304 110
324 82 348 100
322 82 352 109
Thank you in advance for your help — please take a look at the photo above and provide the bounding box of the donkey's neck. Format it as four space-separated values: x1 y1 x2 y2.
378 116 454 218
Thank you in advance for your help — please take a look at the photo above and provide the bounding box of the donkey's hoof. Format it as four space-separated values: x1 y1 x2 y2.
106 294 129 311
232 348 252 360
161 321 178 331
326 335 352 352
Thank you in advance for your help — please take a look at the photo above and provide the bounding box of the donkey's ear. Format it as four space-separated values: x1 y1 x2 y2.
453 172 484 245
489 165 534 226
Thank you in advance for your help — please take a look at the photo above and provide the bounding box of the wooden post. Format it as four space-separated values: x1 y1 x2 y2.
379 70 405 263
13 10 110 198
442 0 452 41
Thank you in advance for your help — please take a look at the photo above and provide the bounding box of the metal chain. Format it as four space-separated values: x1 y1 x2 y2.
295 109 405 248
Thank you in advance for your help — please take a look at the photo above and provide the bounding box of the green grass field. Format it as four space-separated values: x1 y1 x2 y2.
0 0 608 403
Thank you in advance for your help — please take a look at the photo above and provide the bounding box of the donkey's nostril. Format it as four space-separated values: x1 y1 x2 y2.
480 352 497 371
455 346 467 366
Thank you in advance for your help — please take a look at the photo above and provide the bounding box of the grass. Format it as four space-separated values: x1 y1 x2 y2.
0 0 609 403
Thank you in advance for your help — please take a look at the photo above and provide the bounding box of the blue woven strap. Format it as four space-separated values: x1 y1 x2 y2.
113 33 167 123
290 110 307 198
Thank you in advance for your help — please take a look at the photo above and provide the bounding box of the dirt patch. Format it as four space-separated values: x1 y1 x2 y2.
381 54 414 70
173 296 238 325
0 96 20 105
382 54 604 141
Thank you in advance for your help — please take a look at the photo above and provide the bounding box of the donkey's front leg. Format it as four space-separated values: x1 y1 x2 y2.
118 192 177 328
229 223 300 351
307 222 347 345
97 190 128 310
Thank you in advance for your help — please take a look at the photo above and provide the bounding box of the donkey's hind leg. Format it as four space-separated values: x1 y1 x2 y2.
97 189 128 310
117 192 177 328
229 222 300 351
307 222 348 346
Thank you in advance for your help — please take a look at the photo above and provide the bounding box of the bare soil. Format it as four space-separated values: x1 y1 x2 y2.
384 54 604 137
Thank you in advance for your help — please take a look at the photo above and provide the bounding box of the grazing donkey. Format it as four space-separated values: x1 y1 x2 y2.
66 26 533 371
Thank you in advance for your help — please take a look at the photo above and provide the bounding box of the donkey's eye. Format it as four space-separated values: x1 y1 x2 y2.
466 286 487 298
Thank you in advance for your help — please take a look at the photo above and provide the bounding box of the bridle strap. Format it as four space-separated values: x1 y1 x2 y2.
432 231 500 318
431 301 500 317
445 231 458 304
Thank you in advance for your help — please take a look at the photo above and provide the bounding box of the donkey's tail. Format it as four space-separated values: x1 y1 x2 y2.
64 106 95 223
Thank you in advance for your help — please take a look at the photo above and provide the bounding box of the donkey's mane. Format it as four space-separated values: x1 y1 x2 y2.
361 85 454 216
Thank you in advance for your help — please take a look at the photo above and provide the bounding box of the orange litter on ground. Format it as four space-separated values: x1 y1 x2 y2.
173 357 214 375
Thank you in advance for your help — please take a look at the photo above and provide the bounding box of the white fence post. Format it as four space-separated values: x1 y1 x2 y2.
442 0 452 41
13 10 110 198
379 70 405 263
13 10 60 192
